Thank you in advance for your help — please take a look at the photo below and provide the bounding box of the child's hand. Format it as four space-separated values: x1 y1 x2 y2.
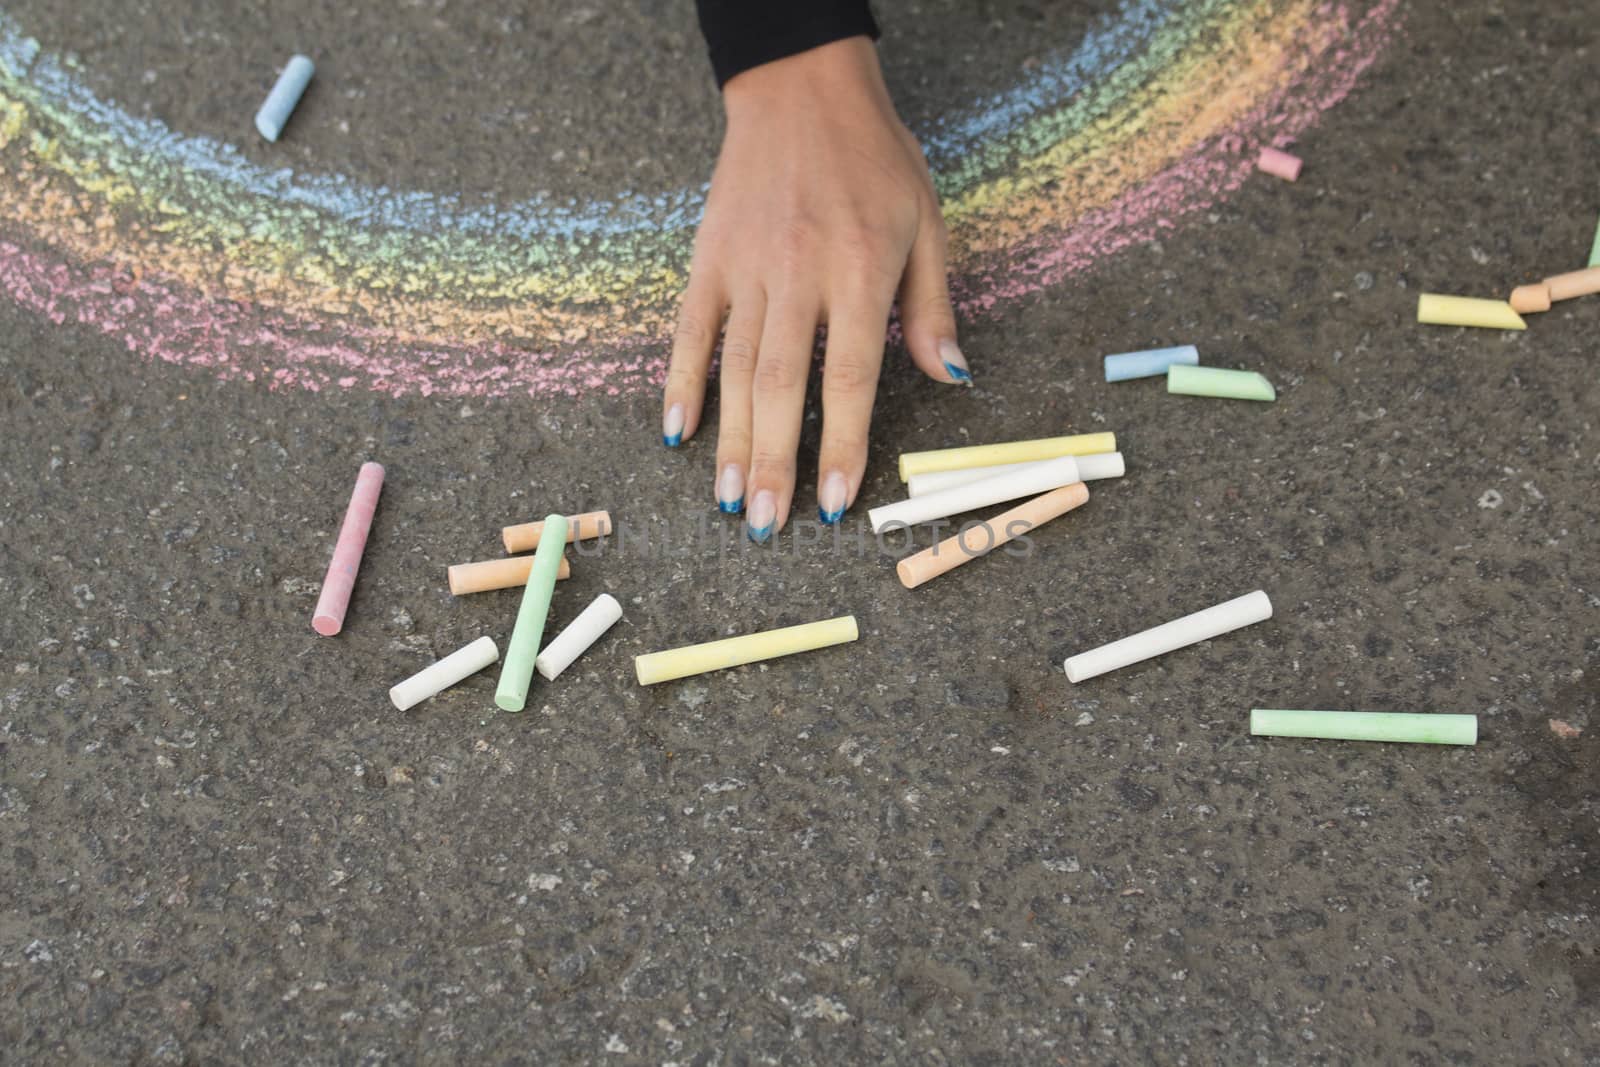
661 36 966 539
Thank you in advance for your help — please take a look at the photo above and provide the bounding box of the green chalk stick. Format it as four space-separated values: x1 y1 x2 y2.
495 513 568 712
1250 709 1477 746
1167 364 1276 402
1589 213 1600 269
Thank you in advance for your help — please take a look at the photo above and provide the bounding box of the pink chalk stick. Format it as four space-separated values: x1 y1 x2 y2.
312 461 385 636
1257 146 1303 182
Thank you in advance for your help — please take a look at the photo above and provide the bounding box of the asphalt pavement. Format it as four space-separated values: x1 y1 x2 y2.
1 1 1597 1062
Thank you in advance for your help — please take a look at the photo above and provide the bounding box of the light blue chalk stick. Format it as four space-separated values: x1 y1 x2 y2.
1104 344 1199 383
255 54 314 142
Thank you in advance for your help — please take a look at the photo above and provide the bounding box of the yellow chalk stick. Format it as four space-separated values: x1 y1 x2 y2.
635 615 859 685
1416 294 1526 331
898 432 1116 482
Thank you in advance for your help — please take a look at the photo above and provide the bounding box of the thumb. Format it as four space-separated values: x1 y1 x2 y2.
897 206 969 385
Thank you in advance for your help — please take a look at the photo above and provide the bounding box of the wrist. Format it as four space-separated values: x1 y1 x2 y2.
722 36 891 127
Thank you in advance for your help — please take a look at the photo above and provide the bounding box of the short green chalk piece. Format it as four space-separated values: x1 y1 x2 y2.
1589 213 1600 269
495 513 568 712
1167 364 1276 402
1250 709 1477 746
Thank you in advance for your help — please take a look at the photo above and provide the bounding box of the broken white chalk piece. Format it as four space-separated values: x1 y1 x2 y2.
636 615 858 685
1250 709 1477 746
389 636 499 711
255 54 314 142
1257 146 1303 182
1064 590 1273 683
869 456 1080 533
908 453 1124 498
536 593 623 681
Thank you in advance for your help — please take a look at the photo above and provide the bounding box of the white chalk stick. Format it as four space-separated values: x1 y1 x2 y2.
535 594 623 681
869 456 1080 533
907 452 1124 498
1064 590 1273 683
389 636 499 711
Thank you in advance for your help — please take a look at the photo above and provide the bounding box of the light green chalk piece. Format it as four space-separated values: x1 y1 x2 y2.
494 513 569 712
1589 214 1600 268
1167 364 1276 402
1250 709 1477 746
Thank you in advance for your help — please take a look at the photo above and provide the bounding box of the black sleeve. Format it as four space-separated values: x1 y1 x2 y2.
695 1 879 88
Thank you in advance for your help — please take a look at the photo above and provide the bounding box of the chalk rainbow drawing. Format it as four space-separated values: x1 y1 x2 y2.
0 0 1399 399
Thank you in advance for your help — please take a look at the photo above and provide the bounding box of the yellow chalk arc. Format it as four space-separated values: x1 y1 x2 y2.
635 615 860 685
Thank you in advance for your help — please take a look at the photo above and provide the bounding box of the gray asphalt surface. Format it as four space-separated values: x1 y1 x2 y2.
2 1 1598 1063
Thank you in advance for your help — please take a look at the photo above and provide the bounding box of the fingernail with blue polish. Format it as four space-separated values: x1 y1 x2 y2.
746 490 776 543
717 464 745 514
939 339 973 386
818 471 847 525
662 403 685 447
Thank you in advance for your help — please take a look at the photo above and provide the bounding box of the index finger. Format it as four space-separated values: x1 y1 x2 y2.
662 271 726 447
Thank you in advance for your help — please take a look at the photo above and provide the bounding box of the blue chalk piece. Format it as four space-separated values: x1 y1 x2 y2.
1104 344 1199 383
255 54 315 142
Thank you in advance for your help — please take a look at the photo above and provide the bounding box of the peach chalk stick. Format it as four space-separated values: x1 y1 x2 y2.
1543 266 1600 303
502 511 612 554
312 461 385 636
1509 284 1551 314
1416 294 1526 331
447 555 571 595
897 483 1089 590
1257 146 1302 182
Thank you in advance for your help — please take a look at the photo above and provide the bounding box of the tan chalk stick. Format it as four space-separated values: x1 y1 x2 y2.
1509 284 1551 314
448 555 571 595
1543 266 1600 303
896 482 1089 590
502 511 612 553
